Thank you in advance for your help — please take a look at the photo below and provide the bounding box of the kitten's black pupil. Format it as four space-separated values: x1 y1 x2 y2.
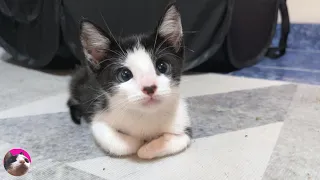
25 158 29 163
118 68 133 82
156 61 169 74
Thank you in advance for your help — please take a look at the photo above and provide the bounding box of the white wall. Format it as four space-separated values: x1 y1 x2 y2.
286 0 320 23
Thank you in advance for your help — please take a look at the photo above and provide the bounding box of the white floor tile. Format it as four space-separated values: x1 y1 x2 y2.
0 73 287 119
0 93 69 119
68 122 283 180
0 141 13 157
181 73 287 98
0 60 69 111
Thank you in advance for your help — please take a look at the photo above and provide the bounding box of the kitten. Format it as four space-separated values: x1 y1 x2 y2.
4 152 30 176
67 3 192 159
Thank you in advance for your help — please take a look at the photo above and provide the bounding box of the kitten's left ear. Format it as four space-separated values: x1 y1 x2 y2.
156 3 183 52
79 19 111 68
5 151 13 159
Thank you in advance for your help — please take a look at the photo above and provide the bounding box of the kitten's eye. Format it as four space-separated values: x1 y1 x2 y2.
156 60 170 74
24 158 29 163
117 68 133 82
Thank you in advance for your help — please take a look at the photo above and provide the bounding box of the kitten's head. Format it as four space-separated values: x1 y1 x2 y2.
80 4 184 110
4 152 30 176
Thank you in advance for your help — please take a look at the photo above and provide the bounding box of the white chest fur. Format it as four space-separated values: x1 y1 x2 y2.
92 97 190 140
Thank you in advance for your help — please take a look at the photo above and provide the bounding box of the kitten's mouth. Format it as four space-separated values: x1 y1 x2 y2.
142 97 160 106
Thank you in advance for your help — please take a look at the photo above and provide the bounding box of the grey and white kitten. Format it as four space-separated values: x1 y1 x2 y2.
67 3 192 159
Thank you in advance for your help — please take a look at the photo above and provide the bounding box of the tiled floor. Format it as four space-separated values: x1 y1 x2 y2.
68 123 283 180
0 72 287 119
1 64 307 180
1 63 319 179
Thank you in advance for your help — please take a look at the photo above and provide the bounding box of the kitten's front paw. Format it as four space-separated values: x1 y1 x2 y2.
137 133 191 159
137 142 159 159
137 135 169 159
91 122 144 157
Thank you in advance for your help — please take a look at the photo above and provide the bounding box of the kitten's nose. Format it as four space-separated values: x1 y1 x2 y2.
19 160 25 164
142 85 157 96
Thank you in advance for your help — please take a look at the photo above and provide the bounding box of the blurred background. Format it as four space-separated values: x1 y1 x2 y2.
0 0 319 84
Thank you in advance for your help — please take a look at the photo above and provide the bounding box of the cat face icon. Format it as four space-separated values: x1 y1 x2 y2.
3 150 31 176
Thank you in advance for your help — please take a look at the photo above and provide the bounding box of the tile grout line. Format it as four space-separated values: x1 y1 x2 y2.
254 65 320 73
286 49 320 54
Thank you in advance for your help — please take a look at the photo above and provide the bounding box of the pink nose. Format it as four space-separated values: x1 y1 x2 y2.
19 160 25 164
142 85 157 96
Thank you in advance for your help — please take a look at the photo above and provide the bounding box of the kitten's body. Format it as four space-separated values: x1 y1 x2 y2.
68 4 191 159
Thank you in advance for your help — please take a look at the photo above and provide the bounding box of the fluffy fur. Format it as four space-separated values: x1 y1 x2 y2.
68 3 192 159
4 152 30 176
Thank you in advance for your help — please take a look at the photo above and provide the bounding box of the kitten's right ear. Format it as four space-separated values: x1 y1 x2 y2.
80 19 111 68
156 3 183 52
5 151 13 159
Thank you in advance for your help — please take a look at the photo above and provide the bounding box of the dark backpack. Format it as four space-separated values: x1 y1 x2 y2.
0 0 289 72
186 0 290 72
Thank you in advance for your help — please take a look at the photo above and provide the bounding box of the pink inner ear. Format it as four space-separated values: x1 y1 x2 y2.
89 49 105 63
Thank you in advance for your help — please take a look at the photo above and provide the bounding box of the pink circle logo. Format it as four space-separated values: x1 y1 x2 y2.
3 148 31 176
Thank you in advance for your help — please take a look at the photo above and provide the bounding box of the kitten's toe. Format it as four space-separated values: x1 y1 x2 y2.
137 145 155 159
137 139 164 159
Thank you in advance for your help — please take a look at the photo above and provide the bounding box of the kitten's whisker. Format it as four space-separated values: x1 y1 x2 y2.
91 90 181 125
106 49 124 57
153 29 159 54
155 36 171 55
158 52 182 60
156 45 177 55
94 97 131 122
84 93 106 112
185 46 195 53
82 92 105 104
85 85 102 93
98 57 120 65
108 99 129 110
100 82 116 88
99 11 126 57
183 31 198 34
101 61 123 74
157 45 194 56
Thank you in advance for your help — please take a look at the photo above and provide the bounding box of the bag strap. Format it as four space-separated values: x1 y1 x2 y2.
266 0 290 59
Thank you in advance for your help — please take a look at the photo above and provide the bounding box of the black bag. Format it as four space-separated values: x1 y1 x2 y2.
59 0 236 70
0 0 62 68
0 0 289 71
60 0 290 72
190 0 290 72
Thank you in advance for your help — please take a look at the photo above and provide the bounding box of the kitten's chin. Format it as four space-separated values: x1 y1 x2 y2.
141 97 161 107
130 98 161 112
138 95 178 111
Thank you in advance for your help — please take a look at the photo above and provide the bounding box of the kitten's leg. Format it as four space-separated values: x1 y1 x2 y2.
67 98 82 125
137 99 192 159
91 121 144 156
137 130 191 159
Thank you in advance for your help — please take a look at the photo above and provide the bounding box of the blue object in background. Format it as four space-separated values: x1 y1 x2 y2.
231 24 320 85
